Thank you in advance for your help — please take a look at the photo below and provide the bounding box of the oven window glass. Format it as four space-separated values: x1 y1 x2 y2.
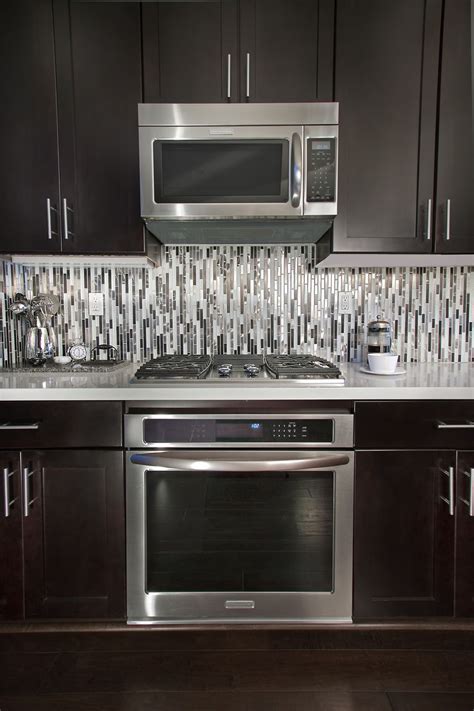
145 470 334 593
153 140 289 203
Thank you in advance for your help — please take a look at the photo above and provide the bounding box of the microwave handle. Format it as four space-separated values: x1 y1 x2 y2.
129 452 349 472
290 132 302 208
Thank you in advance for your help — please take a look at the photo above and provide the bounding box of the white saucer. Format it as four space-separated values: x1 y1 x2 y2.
359 366 407 376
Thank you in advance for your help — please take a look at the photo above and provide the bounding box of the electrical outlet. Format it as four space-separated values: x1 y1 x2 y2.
339 292 352 314
88 292 104 317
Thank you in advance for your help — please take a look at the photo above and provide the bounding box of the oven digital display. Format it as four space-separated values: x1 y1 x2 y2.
216 421 264 441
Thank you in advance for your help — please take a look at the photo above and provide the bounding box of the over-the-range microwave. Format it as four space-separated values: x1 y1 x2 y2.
138 103 338 245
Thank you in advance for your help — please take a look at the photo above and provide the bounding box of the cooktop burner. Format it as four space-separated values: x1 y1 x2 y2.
131 354 344 385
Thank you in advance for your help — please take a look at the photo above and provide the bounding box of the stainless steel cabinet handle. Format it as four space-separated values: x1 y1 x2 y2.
290 133 302 208
62 198 74 240
22 467 37 518
0 422 40 430
226 53 231 99
3 467 16 518
436 420 474 429
425 198 432 240
444 199 451 240
130 452 349 472
460 468 474 517
440 467 455 516
246 52 250 99
46 198 58 240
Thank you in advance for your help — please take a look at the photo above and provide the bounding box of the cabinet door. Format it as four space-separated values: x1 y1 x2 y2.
435 0 474 253
455 451 474 617
53 0 144 254
0 0 60 254
332 0 442 253
0 452 23 620
354 451 455 619
239 0 334 102
142 2 239 103
23 450 125 619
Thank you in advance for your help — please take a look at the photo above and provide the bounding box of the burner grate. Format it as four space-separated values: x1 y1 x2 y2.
134 355 212 380
265 354 342 380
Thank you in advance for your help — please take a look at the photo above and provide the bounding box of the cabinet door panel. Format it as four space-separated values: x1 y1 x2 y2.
435 0 474 253
24 450 125 619
354 451 455 619
0 453 23 620
455 451 474 617
240 0 333 102
54 0 144 254
143 2 239 103
0 0 60 254
333 0 442 252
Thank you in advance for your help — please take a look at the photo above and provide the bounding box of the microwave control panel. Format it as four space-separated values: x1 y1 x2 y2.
306 138 336 202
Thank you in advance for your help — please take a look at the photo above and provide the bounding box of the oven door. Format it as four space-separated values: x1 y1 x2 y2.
139 125 303 219
126 450 353 623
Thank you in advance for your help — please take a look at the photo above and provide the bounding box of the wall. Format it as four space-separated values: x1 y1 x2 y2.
0 247 472 367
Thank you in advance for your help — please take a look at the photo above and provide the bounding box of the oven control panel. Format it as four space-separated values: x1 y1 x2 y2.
306 138 336 202
142 418 334 445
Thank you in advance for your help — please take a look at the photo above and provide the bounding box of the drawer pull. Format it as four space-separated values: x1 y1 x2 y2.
3 467 17 518
23 467 38 518
0 422 40 430
436 420 474 430
440 467 455 516
459 468 474 517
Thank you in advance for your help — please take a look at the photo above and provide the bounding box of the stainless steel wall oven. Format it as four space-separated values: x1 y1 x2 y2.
125 403 354 624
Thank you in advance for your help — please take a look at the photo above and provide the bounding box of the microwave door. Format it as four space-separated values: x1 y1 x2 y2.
139 125 304 219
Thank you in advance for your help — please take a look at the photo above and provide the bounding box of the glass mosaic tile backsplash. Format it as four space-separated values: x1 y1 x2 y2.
0 247 472 367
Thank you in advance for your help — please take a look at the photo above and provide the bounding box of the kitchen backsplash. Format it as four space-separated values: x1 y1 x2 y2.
0 248 472 366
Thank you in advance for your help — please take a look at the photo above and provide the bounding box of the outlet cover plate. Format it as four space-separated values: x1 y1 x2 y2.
339 293 352 314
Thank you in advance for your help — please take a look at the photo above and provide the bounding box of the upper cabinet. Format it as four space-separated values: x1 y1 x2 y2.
332 0 442 254
0 0 144 255
142 0 333 104
435 0 474 253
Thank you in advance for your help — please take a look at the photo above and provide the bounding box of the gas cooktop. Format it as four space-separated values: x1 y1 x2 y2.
131 354 345 385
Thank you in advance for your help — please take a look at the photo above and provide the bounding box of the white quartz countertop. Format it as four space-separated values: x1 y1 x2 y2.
0 362 472 401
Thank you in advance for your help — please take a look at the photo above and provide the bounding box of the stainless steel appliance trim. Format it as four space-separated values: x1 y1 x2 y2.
0 422 40 430
126 449 354 623
125 412 354 449
290 132 302 208
129 451 350 471
138 102 339 127
436 420 474 429
303 125 338 217
227 53 231 99
445 199 451 240
246 53 250 99
139 124 304 219
440 466 455 516
425 198 432 240
459 467 474 517
225 600 255 609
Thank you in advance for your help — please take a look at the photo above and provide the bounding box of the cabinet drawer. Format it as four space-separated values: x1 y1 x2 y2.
0 402 122 449
355 401 474 449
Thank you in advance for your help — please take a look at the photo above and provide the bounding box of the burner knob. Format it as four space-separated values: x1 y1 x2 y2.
218 364 233 377
245 365 260 377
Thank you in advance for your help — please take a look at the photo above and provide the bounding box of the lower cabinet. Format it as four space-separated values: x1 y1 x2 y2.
0 450 125 620
354 449 474 619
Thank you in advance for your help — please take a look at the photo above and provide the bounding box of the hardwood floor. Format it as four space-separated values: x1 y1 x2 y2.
1 625 474 710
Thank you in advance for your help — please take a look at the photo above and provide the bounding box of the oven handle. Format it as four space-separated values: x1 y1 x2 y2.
129 452 350 472
290 132 302 208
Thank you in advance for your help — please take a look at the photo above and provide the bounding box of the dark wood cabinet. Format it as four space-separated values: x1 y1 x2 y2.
332 0 442 254
142 1 239 103
23 450 125 619
0 0 60 254
455 451 474 617
143 0 332 104
0 0 144 256
354 450 455 619
0 439 125 621
435 0 474 253
0 452 23 620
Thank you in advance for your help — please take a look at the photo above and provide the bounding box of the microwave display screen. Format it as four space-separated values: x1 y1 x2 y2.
154 140 289 203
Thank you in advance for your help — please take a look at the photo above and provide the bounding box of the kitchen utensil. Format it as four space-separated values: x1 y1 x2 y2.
367 314 392 354
24 326 56 365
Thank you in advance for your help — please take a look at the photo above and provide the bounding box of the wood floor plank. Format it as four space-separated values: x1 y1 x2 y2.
0 653 58 696
388 692 474 710
370 651 474 692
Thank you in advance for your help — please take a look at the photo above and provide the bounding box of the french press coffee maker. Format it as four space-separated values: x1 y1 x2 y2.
367 314 392 354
